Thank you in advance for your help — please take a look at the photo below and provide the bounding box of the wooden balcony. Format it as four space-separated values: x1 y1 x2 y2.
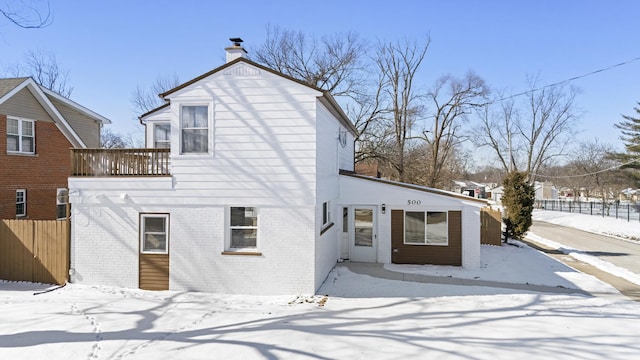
70 148 170 177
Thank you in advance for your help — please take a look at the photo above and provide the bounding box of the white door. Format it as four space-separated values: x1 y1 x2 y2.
350 206 377 262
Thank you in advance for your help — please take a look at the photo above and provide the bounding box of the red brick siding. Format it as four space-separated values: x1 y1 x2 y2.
0 115 72 219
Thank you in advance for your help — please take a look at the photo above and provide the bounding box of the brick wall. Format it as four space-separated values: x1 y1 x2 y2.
70 202 318 295
0 115 72 220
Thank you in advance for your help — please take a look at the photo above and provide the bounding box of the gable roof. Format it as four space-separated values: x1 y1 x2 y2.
151 57 358 136
0 77 111 148
138 102 170 122
340 170 489 205
0 77 30 98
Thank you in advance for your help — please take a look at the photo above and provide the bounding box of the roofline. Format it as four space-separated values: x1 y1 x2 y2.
138 102 170 125
160 57 326 98
0 78 86 147
158 57 358 136
41 87 112 124
0 77 30 104
318 93 358 136
339 170 489 205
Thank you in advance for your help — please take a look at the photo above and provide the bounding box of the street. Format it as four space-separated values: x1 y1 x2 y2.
529 221 640 301
530 221 640 275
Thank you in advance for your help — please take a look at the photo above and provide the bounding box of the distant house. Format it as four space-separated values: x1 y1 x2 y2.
0 77 110 220
488 185 504 204
452 180 488 199
620 188 639 202
534 181 558 200
68 39 489 295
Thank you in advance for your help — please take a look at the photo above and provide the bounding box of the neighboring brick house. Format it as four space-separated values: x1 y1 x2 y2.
68 39 488 295
0 77 110 220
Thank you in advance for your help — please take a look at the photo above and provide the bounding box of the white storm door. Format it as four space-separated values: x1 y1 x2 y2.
350 206 377 262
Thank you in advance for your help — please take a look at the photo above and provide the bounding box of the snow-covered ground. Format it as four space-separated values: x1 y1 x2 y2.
533 208 640 240
1 212 640 359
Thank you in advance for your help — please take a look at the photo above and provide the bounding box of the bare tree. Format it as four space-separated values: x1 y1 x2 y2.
0 0 51 29
375 37 430 182
350 72 386 163
569 140 630 204
7 49 73 97
131 73 180 115
101 127 142 149
474 77 579 182
253 25 391 173
420 72 490 188
252 24 367 98
101 127 129 148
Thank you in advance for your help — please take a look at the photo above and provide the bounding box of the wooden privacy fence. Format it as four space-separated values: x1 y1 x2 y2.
0 220 69 285
481 207 502 246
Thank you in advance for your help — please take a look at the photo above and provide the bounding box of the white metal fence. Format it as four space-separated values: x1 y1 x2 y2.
536 199 640 222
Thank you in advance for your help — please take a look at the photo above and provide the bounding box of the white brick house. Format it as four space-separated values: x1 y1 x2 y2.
69 40 488 295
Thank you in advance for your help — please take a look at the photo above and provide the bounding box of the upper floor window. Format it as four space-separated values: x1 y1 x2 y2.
16 189 26 217
181 105 208 154
7 117 34 154
154 123 171 149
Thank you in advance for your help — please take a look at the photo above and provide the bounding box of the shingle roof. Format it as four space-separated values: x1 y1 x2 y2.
0 77 29 98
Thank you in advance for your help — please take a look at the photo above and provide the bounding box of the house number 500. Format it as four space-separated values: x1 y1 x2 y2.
407 200 421 205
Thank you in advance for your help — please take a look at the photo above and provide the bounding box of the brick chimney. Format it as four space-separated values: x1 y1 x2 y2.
225 37 248 63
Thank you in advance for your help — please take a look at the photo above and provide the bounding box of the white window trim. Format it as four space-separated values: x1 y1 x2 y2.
178 102 213 156
228 206 259 251
56 188 68 220
154 122 171 149
403 210 449 246
7 117 35 155
140 213 170 254
16 189 26 217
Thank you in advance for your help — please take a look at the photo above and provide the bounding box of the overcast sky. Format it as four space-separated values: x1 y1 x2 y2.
2 0 638 158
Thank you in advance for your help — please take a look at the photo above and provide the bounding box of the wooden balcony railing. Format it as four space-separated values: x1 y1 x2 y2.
70 148 171 176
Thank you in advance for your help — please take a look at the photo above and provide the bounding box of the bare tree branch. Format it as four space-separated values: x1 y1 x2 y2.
473 76 579 182
252 24 367 98
131 73 180 115
0 0 51 29
421 71 490 187
374 37 430 182
6 48 73 97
